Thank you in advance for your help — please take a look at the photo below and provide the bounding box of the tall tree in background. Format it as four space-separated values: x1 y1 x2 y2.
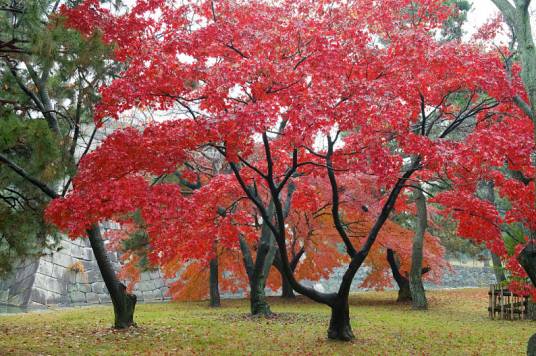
0 0 138 328
459 1 536 353
0 0 65 274
489 0 536 276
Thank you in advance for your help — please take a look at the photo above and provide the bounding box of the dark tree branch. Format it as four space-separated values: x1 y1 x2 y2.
325 135 357 258
225 43 248 59
0 153 58 199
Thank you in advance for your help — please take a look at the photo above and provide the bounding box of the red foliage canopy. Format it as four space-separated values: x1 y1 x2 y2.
46 0 526 299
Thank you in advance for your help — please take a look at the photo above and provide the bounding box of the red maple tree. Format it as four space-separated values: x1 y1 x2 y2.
47 0 515 340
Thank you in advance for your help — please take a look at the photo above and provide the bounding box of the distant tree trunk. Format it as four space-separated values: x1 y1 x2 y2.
488 2 536 350
409 186 427 310
209 254 221 307
386 249 411 302
273 254 295 298
280 272 295 298
491 252 506 283
478 180 507 283
87 225 137 328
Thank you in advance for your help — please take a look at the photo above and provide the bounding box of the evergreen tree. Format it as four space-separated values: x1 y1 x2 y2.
1 1 138 329
0 0 114 274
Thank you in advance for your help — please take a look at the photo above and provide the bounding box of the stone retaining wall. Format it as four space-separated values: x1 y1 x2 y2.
1 231 498 306
0 232 170 307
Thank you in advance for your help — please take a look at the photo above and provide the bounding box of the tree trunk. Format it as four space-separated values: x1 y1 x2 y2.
491 252 506 283
280 269 295 299
238 228 273 315
396 279 411 303
87 225 136 329
273 253 295 298
209 255 221 307
238 234 272 315
327 296 354 341
249 251 275 315
249 203 277 316
0 153 137 329
518 244 536 322
527 300 536 321
518 244 536 287
478 180 507 283
386 249 411 302
250 277 271 315
409 186 428 310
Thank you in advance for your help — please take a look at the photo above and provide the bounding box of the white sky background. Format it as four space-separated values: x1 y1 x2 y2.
466 0 536 39
467 0 499 30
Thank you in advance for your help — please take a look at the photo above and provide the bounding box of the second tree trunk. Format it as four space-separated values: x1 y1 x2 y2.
409 186 428 310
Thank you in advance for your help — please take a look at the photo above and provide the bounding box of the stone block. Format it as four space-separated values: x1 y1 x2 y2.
34 274 63 295
8 274 34 303
137 280 156 292
29 288 48 305
86 269 101 283
91 282 106 294
32 273 48 289
86 292 99 304
7 293 26 306
52 252 73 268
0 289 8 304
70 245 85 260
52 264 67 279
98 294 111 304
38 260 54 277
46 292 62 305
65 271 77 284
69 291 86 304
153 278 165 289
75 273 89 284
48 277 65 295
77 283 92 293
143 289 163 301
58 241 71 255
82 248 94 261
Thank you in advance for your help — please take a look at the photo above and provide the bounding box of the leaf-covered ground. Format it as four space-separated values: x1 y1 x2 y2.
0 289 532 355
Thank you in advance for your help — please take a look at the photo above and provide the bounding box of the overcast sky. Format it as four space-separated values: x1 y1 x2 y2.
468 0 497 25
467 0 536 38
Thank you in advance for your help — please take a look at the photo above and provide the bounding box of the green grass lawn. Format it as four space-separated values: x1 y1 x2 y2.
0 288 532 355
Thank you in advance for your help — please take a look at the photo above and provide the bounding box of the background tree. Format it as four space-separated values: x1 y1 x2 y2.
452 2 536 352
0 0 139 328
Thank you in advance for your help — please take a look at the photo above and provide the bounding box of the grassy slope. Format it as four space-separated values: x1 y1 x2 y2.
0 289 532 355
